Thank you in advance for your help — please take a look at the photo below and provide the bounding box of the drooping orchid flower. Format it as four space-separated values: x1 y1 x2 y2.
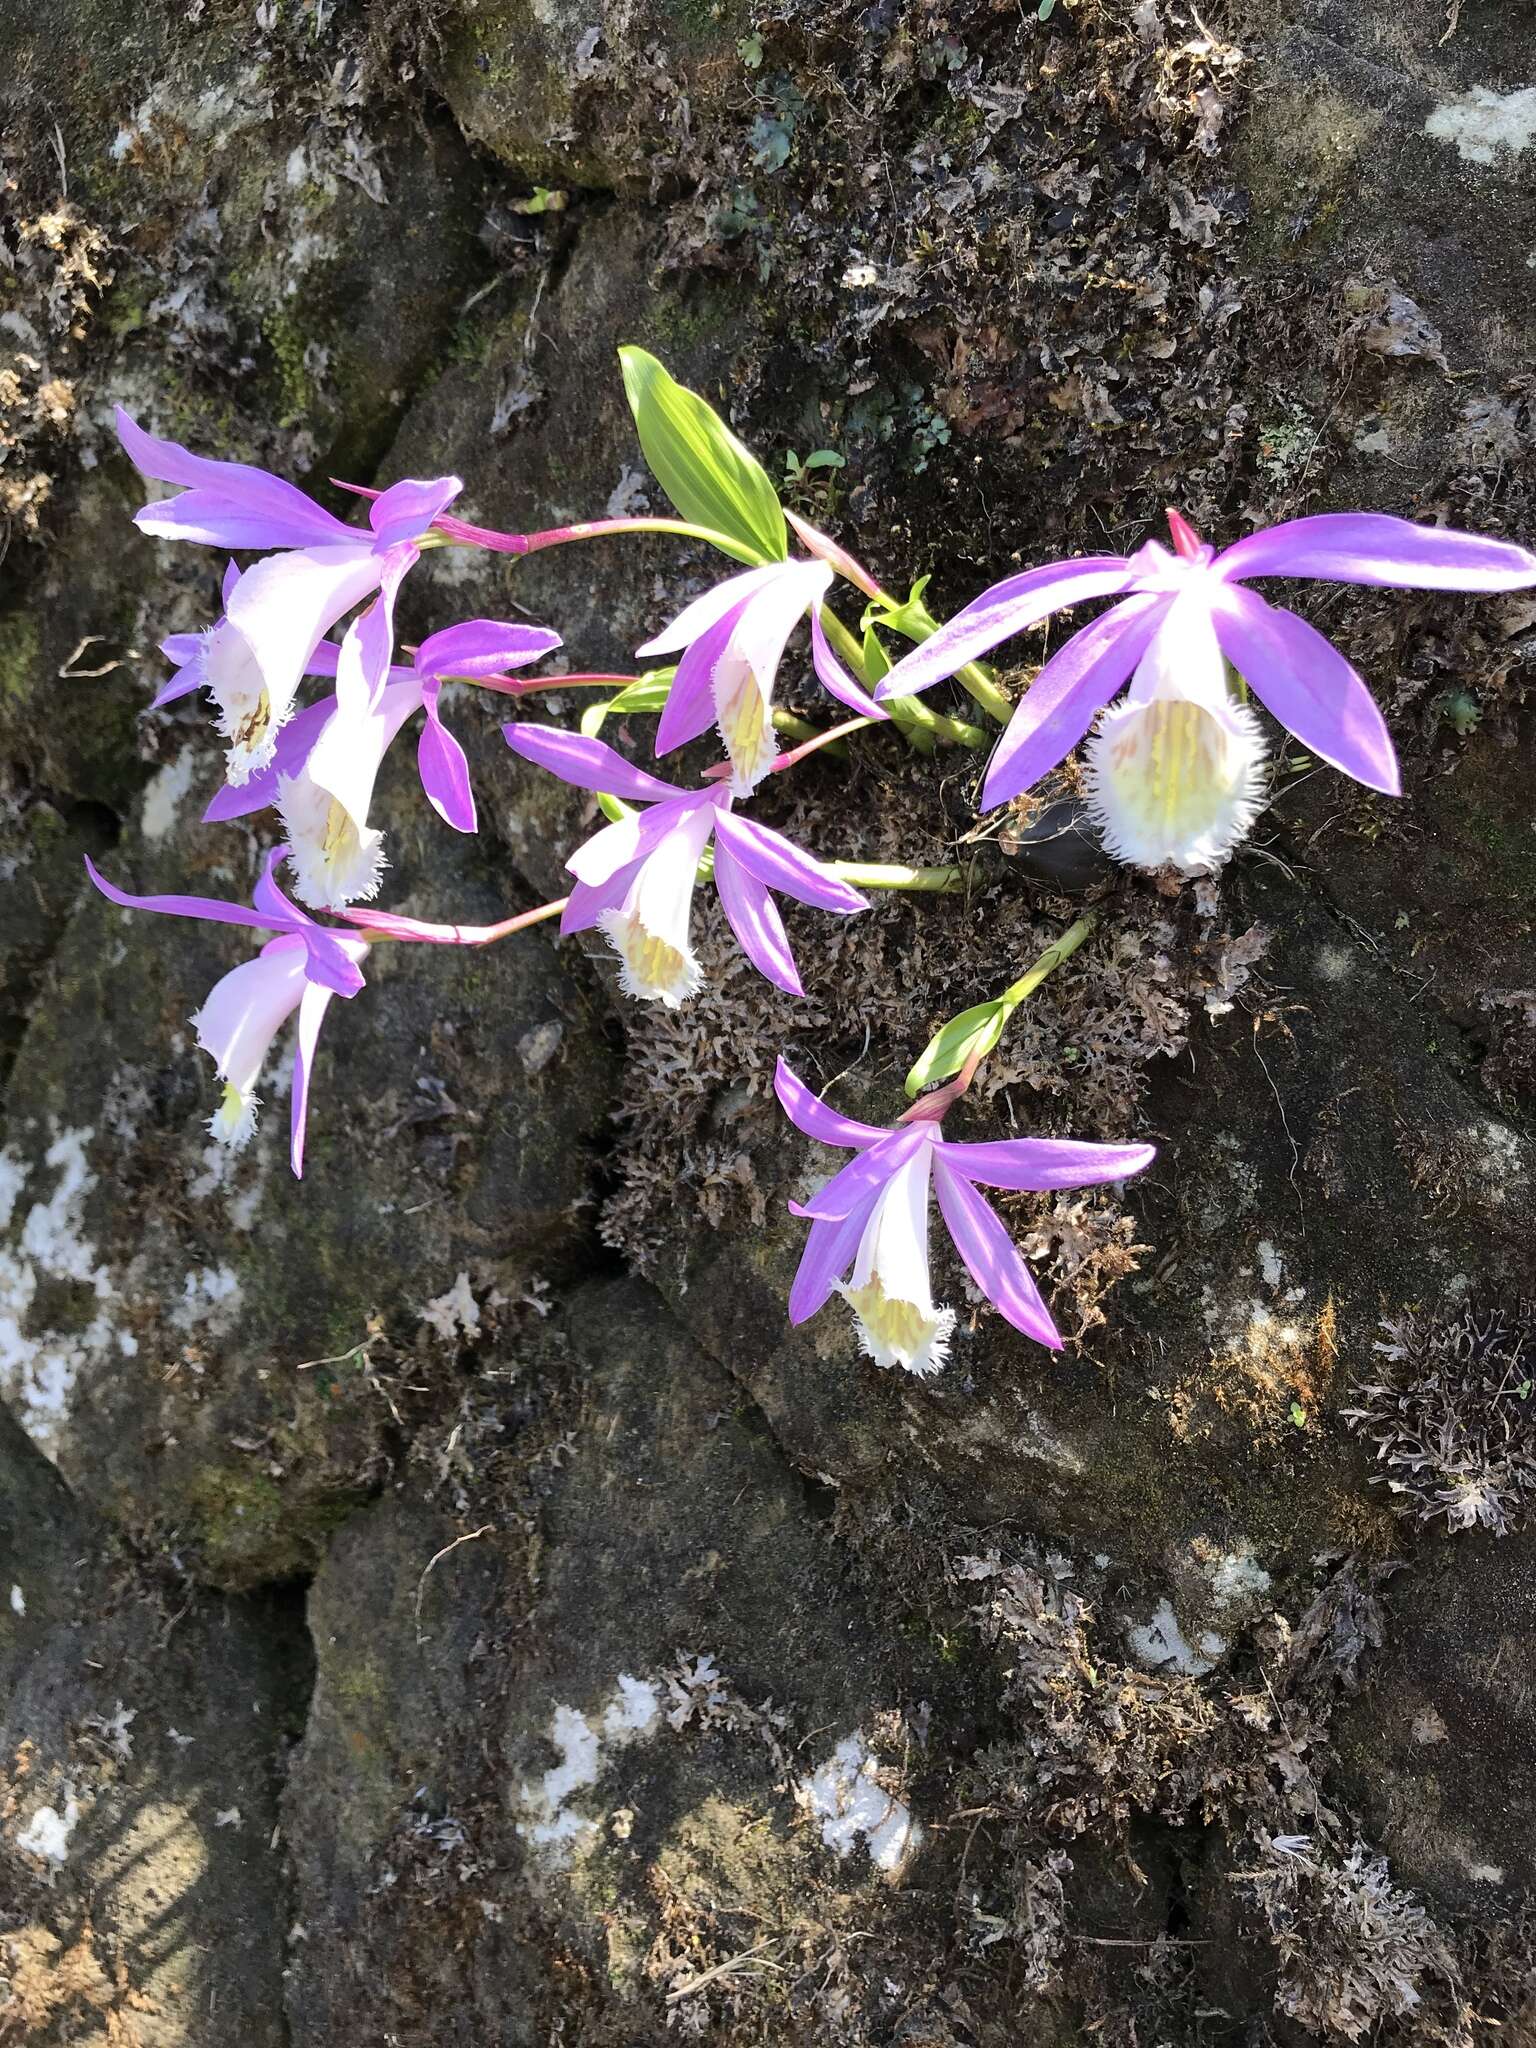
876 509 1536 872
501 725 867 1005
775 1058 1155 1369
117 409 462 781
202 619 562 909
84 851 368 1176
637 558 887 796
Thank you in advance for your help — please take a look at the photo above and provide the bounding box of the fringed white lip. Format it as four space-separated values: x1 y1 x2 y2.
191 945 309 1149
1085 692 1267 874
837 1149 955 1378
279 773 388 911
196 619 289 783
279 680 422 911
596 802 716 1008
1083 586 1268 875
713 646 779 796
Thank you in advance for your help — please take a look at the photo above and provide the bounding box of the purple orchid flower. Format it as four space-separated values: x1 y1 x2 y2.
117 409 463 782
84 851 368 1177
501 725 867 1005
201 619 562 909
637 557 887 797
876 508 1536 872
775 1058 1155 1369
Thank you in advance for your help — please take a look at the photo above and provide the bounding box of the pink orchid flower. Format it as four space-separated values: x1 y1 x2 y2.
638 558 886 796
203 620 562 909
877 509 1536 871
117 409 462 782
776 1058 1155 1369
84 851 367 1176
502 725 867 1005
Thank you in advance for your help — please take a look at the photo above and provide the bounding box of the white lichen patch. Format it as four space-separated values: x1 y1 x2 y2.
1206 1547 1272 1609
9 1584 24 1616
420 1271 480 1341
170 1264 242 1334
1425 84 1536 167
140 751 196 841
797 1734 920 1877
0 1129 133 1452
1125 1597 1217 1676
15 1793 80 1866
516 1674 661 1864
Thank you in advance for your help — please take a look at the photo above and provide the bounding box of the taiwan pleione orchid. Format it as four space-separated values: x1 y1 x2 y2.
502 725 867 1005
203 619 562 909
84 852 368 1176
117 408 462 783
775 1059 1155 1370
638 557 886 795
876 509 1536 872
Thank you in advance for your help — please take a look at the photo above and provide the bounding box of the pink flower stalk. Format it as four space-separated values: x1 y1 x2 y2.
117 409 462 782
877 509 1536 872
775 1059 1155 1369
502 725 867 1005
638 559 886 795
84 852 368 1176
203 619 561 908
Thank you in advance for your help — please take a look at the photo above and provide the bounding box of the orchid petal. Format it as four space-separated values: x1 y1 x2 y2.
224 543 383 728
414 617 562 679
790 1126 931 1221
712 844 803 996
711 810 866 915
1209 585 1401 795
502 722 684 802
655 601 743 755
150 662 206 710
810 608 887 719
203 696 335 822
565 800 689 887
417 703 478 833
116 409 355 551
635 564 786 657
1215 512 1536 592
936 1136 1156 1192
368 475 463 548
876 558 1137 700
979 592 1171 810
788 1197 879 1323
560 857 648 935
159 633 203 663
289 976 339 1178
85 854 291 935
932 1160 1062 1349
772 1058 886 1152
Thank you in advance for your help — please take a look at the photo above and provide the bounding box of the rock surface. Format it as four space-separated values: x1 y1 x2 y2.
3 0 1536 2040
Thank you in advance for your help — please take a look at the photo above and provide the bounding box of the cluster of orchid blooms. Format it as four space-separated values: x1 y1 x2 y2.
91 356 1536 1375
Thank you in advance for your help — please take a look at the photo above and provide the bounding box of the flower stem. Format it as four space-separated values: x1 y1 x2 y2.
998 910 1098 1010
818 608 989 751
345 898 569 946
773 715 874 772
900 910 1100 1110
875 588 1014 726
830 862 966 893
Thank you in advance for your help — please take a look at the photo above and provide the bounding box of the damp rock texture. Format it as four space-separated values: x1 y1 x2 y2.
3 0 1536 2040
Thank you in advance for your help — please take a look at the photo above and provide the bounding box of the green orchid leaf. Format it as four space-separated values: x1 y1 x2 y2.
618 347 787 566
904 998 1010 1098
